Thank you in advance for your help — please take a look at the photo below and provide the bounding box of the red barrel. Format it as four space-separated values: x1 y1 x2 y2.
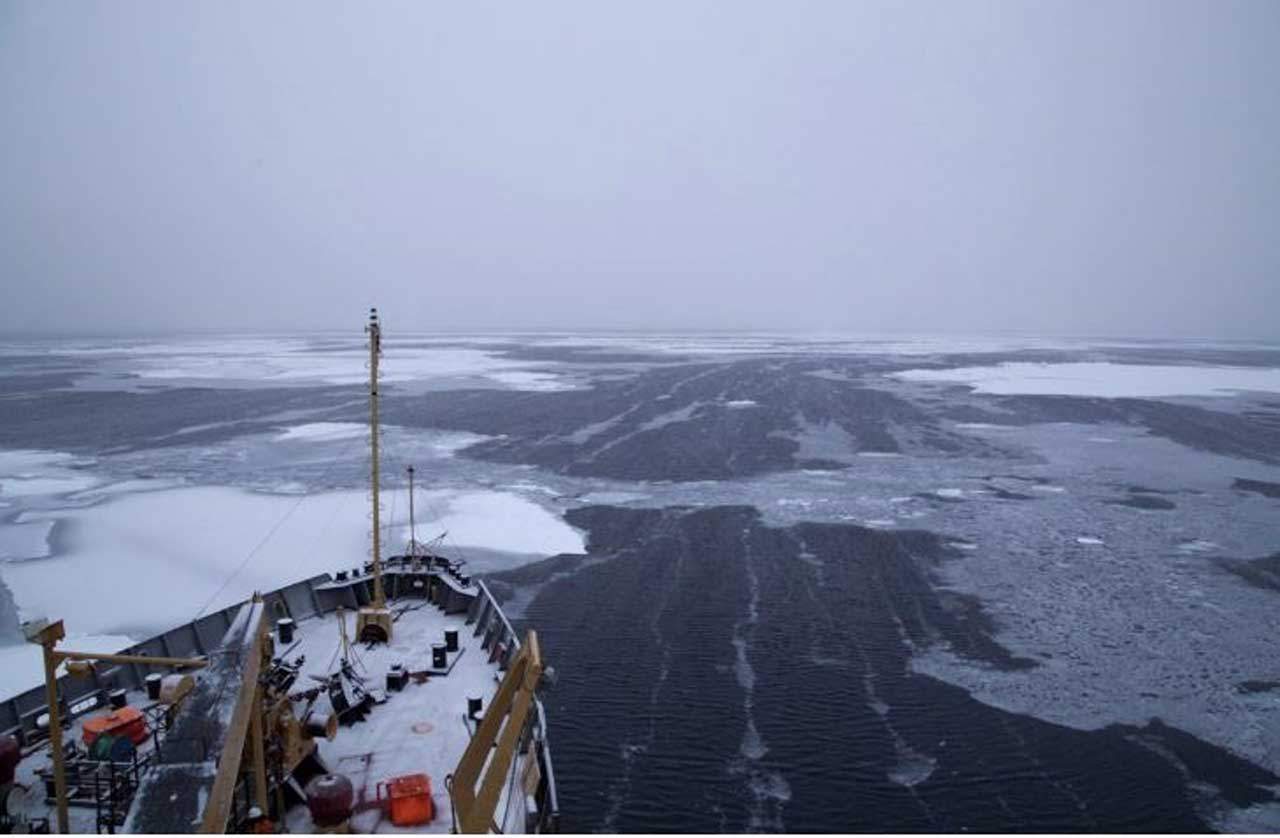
0 735 20 785
305 773 354 827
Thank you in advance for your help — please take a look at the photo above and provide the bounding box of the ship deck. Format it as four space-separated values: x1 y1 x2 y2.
10 587 541 834
282 603 529 833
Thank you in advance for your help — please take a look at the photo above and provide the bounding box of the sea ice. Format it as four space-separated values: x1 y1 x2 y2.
274 422 368 442
389 490 585 557
0 520 53 561
1 485 584 647
0 450 101 497
54 337 572 391
0 633 137 701
891 362 1280 398
485 370 575 392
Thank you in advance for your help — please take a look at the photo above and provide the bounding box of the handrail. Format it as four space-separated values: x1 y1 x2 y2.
470 580 561 831
475 579 520 646
451 631 543 833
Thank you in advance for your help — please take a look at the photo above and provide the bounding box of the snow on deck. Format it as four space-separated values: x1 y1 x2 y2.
11 599 529 834
284 602 525 833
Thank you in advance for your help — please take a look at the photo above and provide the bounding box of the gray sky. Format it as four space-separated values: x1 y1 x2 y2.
2 1 1277 338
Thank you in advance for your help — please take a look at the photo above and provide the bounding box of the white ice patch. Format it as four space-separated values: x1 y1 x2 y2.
577 490 651 505
0 633 136 701
426 431 489 455
1176 539 1220 554
0 520 54 561
521 332 1129 358
2 485 583 643
891 362 1280 398
888 745 937 788
67 478 185 502
274 422 368 443
388 490 585 557
0 475 100 496
64 337 571 391
0 449 101 498
485 370 575 392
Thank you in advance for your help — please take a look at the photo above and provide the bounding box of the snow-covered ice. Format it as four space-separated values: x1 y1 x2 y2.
389 489 585 557
0 520 54 561
274 422 368 442
891 362 1280 398
0 450 101 497
1 485 584 644
0 632 137 701
46 337 572 391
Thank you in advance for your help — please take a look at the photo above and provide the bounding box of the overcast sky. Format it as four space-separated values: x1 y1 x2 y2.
2 1 1277 337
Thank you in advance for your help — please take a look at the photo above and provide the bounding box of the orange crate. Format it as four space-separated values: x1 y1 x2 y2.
82 706 149 747
377 773 434 826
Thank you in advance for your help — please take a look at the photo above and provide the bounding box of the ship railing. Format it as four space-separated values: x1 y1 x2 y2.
471 579 561 833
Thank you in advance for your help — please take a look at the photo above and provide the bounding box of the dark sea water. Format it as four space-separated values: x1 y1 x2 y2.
2 334 1280 831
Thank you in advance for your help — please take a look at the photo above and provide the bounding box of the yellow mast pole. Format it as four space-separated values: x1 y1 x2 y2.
38 625 69 835
407 465 416 557
367 307 386 610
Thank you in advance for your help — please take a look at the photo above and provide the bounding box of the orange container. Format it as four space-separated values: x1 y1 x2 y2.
82 706 149 747
377 773 434 826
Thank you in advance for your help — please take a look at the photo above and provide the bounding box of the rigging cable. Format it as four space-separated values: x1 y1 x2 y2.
191 433 363 621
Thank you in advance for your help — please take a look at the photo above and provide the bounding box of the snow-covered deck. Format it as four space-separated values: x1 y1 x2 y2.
7 572 553 834
10 683 157 834
282 601 531 833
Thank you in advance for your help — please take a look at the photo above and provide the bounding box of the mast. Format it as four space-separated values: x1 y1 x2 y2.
407 465 417 557
367 308 386 610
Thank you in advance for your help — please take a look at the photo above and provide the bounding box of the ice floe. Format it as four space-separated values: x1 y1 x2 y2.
1 485 584 644
888 745 937 788
52 337 572 391
0 450 101 497
390 489 584 556
1175 539 1220 554
274 422 368 442
891 362 1280 398
0 632 137 701
485 370 575 392
0 520 54 561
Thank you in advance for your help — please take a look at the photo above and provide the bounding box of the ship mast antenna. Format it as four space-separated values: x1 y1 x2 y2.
407 465 417 560
356 308 393 644
368 307 385 608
